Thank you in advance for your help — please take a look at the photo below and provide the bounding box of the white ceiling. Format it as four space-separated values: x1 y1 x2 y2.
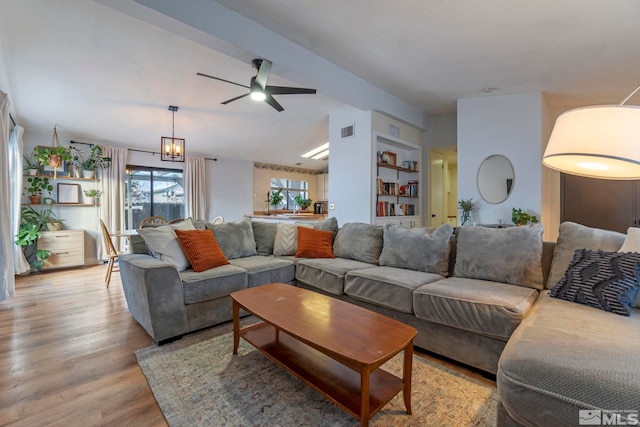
1 0 639 170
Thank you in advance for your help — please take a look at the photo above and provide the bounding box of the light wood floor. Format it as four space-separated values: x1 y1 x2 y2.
1 265 495 426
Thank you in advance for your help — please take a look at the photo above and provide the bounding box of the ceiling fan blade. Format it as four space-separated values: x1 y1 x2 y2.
254 59 272 90
266 85 317 95
221 93 250 105
196 72 249 89
263 94 284 112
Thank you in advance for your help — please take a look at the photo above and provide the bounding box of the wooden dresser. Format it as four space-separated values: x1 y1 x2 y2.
38 230 85 270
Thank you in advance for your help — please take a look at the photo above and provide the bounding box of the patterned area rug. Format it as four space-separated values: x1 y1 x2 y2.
136 320 497 426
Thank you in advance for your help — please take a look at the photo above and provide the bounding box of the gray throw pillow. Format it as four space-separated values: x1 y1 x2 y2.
550 249 640 316
296 217 339 239
546 222 625 289
137 219 196 271
252 221 277 256
453 224 544 290
379 223 454 276
206 217 257 260
333 223 383 264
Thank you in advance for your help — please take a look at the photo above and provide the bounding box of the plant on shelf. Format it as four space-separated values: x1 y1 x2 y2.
33 145 73 168
511 208 539 226
294 195 313 211
25 176 53 204
83 188 102 204
458 198 476 226
23 153 39 175
72 145 112 177
269 189 284 210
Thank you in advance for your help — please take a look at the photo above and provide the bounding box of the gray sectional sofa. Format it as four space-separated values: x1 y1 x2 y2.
118 217 640 426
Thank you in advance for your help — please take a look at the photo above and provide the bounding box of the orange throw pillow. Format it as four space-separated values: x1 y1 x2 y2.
296 226 335 258
175 229 229 272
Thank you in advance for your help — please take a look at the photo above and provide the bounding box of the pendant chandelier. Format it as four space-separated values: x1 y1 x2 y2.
161 105 185 162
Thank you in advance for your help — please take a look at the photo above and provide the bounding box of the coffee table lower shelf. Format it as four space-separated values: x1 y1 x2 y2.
240 322 405 422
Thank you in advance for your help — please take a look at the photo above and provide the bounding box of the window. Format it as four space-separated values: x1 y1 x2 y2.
270 178 308 210
125 166 184 229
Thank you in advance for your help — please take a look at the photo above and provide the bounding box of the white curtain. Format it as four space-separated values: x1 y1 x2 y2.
98 145 128 258
0 91 16 301
10 125 29 275
184 156 206 220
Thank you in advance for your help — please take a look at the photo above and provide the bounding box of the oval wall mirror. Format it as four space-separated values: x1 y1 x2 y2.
477 154 514 204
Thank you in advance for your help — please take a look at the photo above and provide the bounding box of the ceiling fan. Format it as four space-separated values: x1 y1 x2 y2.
197 59 317 112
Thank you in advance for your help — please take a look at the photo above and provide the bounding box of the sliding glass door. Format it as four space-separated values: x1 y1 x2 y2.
125 166 184 229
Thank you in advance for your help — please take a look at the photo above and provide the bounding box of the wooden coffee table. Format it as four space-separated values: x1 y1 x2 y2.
231 283 417 427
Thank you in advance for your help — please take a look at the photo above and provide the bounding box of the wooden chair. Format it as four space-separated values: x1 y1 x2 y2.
211 216 224 224
139 216 169 228
169 218 184 224
99 219 123 288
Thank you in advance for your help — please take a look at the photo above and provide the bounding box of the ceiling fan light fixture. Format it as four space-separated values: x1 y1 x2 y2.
250 90 266 101
161 105 185 162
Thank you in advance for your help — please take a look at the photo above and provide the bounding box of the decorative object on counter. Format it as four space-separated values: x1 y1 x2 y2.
160 105 185 162
269 189 284 211
458 198 476 226
71 143 112 178
33 127 73 178
25 176 53 204
83 188 102 205
294 194 312 211
511 208 539 226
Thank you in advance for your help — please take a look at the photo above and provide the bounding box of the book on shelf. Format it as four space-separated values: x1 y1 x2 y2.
376 201 415 217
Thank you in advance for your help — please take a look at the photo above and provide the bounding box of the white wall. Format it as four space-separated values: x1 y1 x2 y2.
208 157 253 222
328 105 372 224
457 92 549 231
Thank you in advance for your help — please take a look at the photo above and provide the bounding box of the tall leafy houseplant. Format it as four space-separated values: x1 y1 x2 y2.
15 206 55 272
72 145 112 178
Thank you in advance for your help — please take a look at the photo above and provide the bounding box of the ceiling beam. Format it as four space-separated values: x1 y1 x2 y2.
96 0 425 130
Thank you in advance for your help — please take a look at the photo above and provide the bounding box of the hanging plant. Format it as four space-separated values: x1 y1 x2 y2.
32 127 73 178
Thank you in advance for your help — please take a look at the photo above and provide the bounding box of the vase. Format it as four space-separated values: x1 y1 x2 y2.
83 170 95 179
27 168 38 176
29 195 41 204
86 196 95 205
461 211 472 226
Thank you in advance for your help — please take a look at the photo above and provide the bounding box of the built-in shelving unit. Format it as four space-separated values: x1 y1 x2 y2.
374 132 421 227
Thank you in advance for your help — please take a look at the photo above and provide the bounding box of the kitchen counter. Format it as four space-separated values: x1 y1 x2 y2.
247 213 328 222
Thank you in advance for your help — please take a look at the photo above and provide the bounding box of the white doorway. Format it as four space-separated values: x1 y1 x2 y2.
429 147 457 227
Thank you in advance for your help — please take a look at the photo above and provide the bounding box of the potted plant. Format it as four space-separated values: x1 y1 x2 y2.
33 145 73 168
83 188 102 204
511 208 539 226
458 198 475 226
15 206 53 272
294 195 313 211
25 176 53 204
23 153 39 175
72 145 112 178
269 189 284 211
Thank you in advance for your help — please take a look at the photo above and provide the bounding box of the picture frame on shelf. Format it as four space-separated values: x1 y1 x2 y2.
57 183 80 204
381 151 397 166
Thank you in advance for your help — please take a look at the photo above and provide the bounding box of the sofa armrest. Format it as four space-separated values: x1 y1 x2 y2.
118 253 188 343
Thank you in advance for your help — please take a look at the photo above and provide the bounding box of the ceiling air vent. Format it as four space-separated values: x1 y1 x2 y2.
341 124 355 138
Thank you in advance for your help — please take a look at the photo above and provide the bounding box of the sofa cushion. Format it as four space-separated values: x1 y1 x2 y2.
295 258 376 295
175 229 229 272
137 220 196 271
252 221 277 256
333 223 383 264
273 222 312 256
180 264 248 304
413 277 539 341
296 226 335 258
207 217 257 260
296 216 339 239
619 227 640 253
497 291 640 427
550 249 640 316
378 223 453 276
547 221 625 289
229 255 295 288
453 224 544 290
345 266 444 314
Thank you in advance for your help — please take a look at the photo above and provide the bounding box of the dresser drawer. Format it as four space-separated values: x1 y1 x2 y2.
38 230 85 269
